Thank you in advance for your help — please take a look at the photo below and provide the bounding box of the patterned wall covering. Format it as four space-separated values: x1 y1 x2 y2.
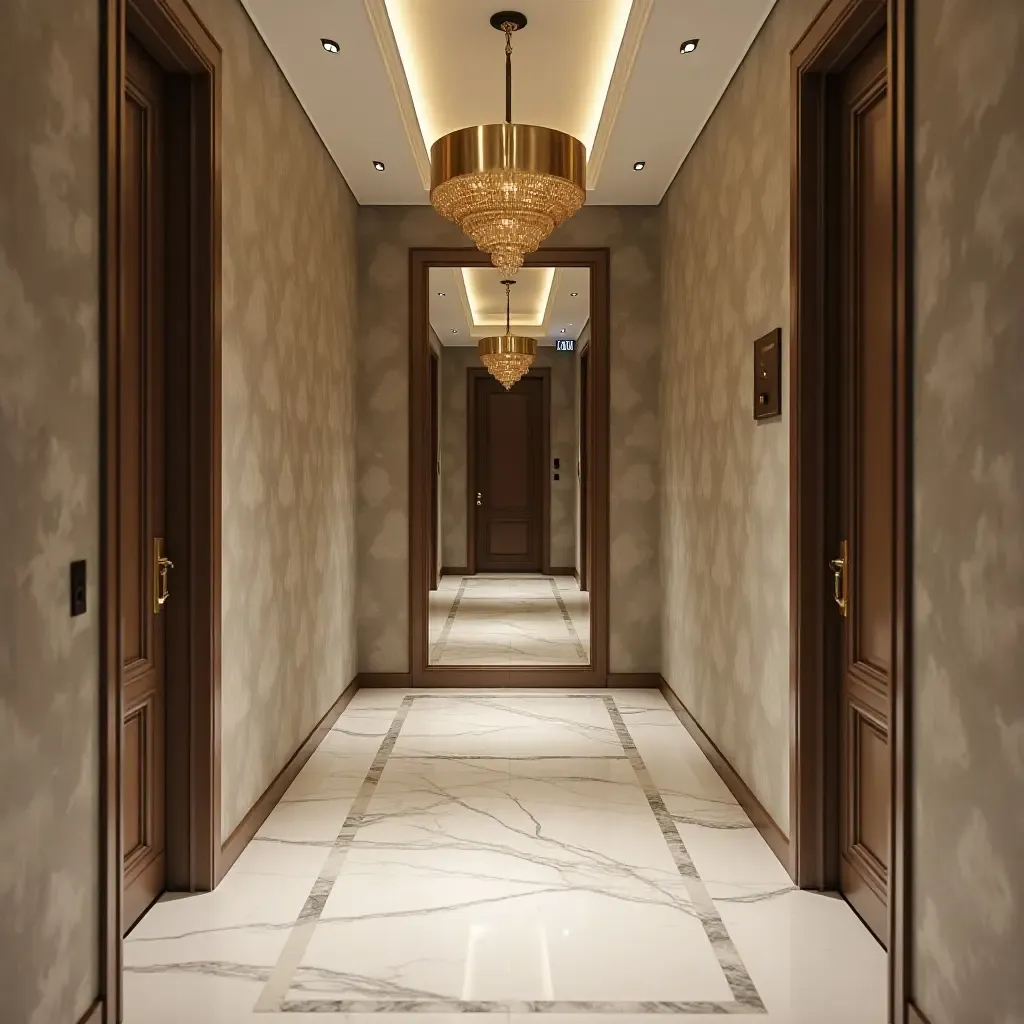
660 0 821 834
187 0 360 839
440 346 577 571
357 206 661 674
0 1 101 1020
0 1 101 1021
912 2 1024 1020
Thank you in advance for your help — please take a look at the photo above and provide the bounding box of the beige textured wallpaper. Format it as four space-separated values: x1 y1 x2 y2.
660 0 822 834
0 1 101 1021
357 206 661 674
439 346 577 571
187 0 360 840
0 0 101 1020
912 1 1024 1020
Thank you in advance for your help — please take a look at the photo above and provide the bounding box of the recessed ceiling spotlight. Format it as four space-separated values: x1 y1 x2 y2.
570 291 578 297
321 38 340 53
680 38 699 54
372 160 386 172
560 328 567 334
451 328 458 334
437 292 446 297
633 160 646 171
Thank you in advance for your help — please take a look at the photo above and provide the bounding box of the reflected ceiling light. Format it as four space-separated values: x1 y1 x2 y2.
570 291 578 297
478 279 536 390
321 38 339 53
680 38 699 54
372 160 386 172
437 291 446 297
430 11 586 277
462 266 555 326
633 160 646 171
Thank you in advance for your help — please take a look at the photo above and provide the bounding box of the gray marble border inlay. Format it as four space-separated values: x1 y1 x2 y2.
428 578 468 662
255 693 765 1015
548 577 588 660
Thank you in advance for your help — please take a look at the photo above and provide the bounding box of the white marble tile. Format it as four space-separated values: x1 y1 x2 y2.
124 689 885 1023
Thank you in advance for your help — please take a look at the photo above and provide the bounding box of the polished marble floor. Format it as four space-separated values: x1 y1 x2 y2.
429 575 590 666
124 689 886 1023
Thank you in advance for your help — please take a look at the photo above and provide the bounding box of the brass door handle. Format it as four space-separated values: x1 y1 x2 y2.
829 539 848 617
153 537 174 613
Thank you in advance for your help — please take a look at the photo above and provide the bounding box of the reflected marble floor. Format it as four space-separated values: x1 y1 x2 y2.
123 689 886 1023
429 575 590 666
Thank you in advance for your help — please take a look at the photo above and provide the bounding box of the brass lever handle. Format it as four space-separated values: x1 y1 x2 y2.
153 537 174 613
829 539 848 617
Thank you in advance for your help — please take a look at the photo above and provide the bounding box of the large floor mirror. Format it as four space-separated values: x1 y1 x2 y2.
424 263 593 667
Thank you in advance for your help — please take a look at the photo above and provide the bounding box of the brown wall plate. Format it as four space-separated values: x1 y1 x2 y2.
753 327 782 420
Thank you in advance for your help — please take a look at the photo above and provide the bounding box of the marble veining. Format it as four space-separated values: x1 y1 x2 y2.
123 689 885 1022
430 576 590 666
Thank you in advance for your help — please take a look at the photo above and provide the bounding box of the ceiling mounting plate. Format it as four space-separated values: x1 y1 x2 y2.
490 11 528 32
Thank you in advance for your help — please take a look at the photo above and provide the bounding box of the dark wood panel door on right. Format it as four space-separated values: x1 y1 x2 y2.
834 29 893 946
473 373 544 572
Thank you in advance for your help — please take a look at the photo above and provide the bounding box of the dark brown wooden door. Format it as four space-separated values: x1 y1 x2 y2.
474 374 545 572
121 37 168 932
835 30 892 946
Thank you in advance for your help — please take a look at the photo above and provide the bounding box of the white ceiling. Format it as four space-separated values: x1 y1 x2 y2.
430 267 590 346
241 0 777 206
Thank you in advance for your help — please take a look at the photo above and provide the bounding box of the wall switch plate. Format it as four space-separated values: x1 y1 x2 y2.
70 560 87 616
753 327 782 420
554 473 560 480
553 457 560 469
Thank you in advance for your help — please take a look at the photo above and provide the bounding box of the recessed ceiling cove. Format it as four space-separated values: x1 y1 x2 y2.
240 0 777 206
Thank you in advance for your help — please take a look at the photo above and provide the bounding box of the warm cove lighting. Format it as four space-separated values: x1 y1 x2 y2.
461 268 556 328
383 0 633 168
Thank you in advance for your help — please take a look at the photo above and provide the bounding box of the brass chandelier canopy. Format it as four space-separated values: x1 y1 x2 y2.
430 11 587 276
478 279 537 390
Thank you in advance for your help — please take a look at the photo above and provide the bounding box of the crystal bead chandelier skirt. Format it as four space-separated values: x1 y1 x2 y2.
431 123 586 275
477 333 537 390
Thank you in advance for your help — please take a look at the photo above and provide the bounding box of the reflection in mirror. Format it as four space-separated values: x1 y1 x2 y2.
426 266 592 666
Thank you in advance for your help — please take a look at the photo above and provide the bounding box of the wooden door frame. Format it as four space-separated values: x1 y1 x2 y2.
429 349 440 590
466 366 551 576
788 0 912 1020
100 0 221 1020
578 341 590 593
410 247 610 687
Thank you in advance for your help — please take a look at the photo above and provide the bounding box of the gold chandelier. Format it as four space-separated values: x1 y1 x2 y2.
430 10 587 276
478 279 537 390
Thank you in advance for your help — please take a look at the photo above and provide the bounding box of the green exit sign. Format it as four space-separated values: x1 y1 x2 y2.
555 338 575 352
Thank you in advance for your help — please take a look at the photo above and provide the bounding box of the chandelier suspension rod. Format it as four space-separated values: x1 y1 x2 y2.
503 22 514 123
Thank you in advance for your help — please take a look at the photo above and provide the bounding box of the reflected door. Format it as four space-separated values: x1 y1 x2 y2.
473 373 545 572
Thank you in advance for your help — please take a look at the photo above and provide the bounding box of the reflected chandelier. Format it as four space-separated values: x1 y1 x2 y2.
430 10 587 276
478 279 537 390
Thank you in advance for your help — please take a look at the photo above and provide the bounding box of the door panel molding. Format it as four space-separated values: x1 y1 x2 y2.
467 368 550 574
100 0 221 1020
789 0 912 1020
410 248 610 686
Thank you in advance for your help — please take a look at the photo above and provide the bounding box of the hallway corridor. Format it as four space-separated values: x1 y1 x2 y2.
123 689 885 1023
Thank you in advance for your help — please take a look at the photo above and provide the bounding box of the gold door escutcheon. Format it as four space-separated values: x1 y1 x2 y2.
153 537 174 613
829 539 848 617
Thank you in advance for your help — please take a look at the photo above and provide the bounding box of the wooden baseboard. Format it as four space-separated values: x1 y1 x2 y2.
659 680 792 876
218 680 358 879
355 672 413 688
608 672 663 688
908 1001 931 1024
549 565 577 577
440 565 468 577
76 998 103 1024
